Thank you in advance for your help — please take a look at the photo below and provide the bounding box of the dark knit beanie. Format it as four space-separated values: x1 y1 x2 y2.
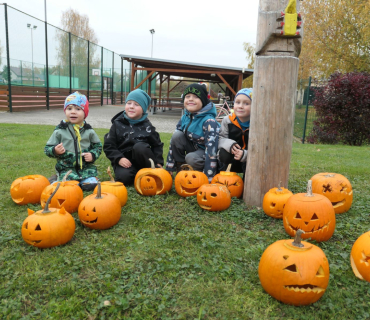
182 83 210 107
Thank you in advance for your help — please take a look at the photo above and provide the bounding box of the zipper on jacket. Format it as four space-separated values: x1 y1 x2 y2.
184 114 193 137
67 126 81 176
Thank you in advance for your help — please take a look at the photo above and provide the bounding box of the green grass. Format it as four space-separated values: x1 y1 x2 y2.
1 123 370 319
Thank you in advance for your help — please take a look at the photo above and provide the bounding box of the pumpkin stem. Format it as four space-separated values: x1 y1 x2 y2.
42 182 61 213
62 170 73 182
292 229 305 247
107 166 115 182
324 174 335 178
149 158 155 169
95 182 103 199
180 164 194 171
305 180 314 197
277 181 282 191
226 164 232 172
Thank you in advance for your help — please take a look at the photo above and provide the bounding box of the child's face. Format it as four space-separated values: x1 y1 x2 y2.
125 100 143 120
65 104 85 125
184 93 203 113
234 95 251 122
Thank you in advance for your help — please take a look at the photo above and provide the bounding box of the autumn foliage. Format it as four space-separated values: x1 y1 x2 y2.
307 72 370 146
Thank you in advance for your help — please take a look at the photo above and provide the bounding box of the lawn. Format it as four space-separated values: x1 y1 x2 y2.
293 105 317 141
1 123 370 319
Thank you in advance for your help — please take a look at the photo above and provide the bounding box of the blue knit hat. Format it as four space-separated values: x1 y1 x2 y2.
64 91 89 118
126 89 151 113
235 88 252 101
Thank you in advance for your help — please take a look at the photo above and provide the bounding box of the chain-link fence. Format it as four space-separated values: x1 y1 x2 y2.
0 4 155 111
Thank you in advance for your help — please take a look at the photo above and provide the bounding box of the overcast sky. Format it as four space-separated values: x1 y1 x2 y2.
2 0 259 69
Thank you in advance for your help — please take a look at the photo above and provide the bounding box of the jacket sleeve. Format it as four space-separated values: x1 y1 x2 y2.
148 127 164 166
218 116 237 153
87 131 102 162
44 130 60 158
203 119 220 182
103 123 126 165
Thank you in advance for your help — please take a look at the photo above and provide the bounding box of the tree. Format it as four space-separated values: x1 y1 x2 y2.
242 42 255 88
299 0 370 79
56 9 99 90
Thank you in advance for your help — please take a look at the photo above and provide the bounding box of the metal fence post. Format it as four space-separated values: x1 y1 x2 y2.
4 4 12 112
101 47 103 106
87 40 90 100
121 58 123 104
45 19 49 109
69 32 72 93
112 51 114 105
302 76 312 144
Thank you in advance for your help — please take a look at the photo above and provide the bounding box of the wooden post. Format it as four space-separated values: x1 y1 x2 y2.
244 0 303 206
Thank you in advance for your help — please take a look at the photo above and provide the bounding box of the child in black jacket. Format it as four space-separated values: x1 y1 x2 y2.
103 89 164 185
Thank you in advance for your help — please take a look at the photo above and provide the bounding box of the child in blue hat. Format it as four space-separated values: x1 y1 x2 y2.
103 89 164 185
218 88 252 177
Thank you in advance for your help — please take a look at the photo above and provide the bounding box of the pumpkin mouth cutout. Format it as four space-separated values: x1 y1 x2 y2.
13 197 25 204
284 285 325 293
199 205 212 210
139 175 164 193
332 199 345 208
181 185 199 193
286 218 331 234
24 239 42 245
81 217 98 224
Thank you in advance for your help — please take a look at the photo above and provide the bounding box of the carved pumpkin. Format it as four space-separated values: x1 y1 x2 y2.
283 180 336 242
350 231 370 282
211 164 244 198
259 230 330 306
311 172 353 214
21 183 75 248
40 171 83 214
10 175 50 205
262 182 293 219
78 182 121 230
175 164 208 197
134 159 172 196
197 184 231 211
93 167 127 207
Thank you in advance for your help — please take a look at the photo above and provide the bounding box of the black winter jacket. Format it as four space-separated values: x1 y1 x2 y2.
103 111 164 166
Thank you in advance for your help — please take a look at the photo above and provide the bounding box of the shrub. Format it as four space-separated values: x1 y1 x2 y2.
307 72 370 146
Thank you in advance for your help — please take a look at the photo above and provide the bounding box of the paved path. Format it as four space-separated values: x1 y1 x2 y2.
0 105 181 133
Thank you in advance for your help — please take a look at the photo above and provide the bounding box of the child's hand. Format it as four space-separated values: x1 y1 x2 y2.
54 143 65 155
156 164 163 168
82 152 93 162
119 157 132 168
231 144 243 160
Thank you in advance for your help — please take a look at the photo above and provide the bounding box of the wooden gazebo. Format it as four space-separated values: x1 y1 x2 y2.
120 54 253 103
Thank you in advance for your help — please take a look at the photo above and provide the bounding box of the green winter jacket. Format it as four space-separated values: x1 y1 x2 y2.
44 121 102 181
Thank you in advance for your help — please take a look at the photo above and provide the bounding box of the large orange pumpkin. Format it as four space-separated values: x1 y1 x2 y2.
93 167 127 207
350 231 370 282
262 183 293 219
134 159 172 196
78 182 121 230
40 170 83 214
283 180 336 242
259 230 330 306
21 183 75 249
211 164 244 198
175 164 208 197
10 175 50 205
197 184 231 211
311 172 353 214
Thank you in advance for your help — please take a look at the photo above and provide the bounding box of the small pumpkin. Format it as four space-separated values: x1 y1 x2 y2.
350 231 370 282
175 164 208 197
283 180 336 242
93 167 127 207
311 172 353 214
40 170 83 214
78 182 121 230
197 184 231 211
259 229 330 306
10 175 50 205
211 164 244 198
21 183 76 248
134 159 172 196
262 182 293 219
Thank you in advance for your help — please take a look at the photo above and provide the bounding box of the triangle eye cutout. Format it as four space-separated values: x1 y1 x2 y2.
92 207 96 212
311 213 319 220
35 224 42 231
316 265 325 277
283 255 289 260
284 264 298 273
24 222 28 229
295 212 302 219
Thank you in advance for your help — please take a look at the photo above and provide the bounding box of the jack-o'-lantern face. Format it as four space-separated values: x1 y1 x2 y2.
311 173 353 214
211 169 244 198
78 187 121 230
283 192 336 242
258 236 330 306
10 175 50 205
197 184 231 211
21 207 75 249
175 165 208 197
262 186 293 219
351 231 370 282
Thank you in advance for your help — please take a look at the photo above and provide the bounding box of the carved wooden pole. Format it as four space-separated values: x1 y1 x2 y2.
244 0 303 206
